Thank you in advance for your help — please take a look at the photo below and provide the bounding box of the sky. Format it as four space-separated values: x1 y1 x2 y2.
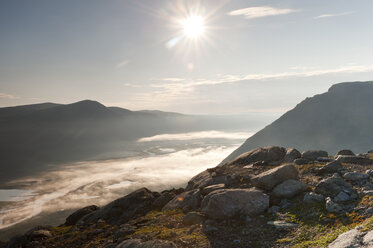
1 0 373 114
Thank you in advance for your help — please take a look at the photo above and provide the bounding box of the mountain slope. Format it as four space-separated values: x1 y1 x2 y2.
222 81 373 164
0 100 261 183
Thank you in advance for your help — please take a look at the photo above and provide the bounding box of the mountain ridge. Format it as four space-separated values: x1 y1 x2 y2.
221 81 373 164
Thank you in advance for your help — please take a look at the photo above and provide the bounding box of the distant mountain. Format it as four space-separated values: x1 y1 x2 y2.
222 81 373 164
0 100 265 183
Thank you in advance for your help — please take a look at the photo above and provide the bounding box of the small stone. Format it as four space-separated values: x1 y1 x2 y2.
366 207 373 215
366 169 373 177
303 192 324 204
267 220 298 229
326 197 342 213
333 191 351 203
202 224 218 233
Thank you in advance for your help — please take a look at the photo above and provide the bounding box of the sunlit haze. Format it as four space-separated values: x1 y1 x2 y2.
1 1 373 114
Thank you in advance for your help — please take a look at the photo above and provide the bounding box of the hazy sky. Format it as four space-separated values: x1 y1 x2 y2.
1 0 373 114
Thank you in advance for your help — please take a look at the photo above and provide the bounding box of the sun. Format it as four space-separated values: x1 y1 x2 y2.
183 16 205 38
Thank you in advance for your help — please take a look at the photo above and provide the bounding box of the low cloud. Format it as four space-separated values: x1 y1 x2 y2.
315 11 354 19
0 139 242 229
228 6 299 19
138 130 253 142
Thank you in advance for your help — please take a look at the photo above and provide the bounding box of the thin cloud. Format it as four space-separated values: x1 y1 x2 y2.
115 60 130 69
228 6 299 19
315 11 354 19
145 64 373 103
0 93 19 99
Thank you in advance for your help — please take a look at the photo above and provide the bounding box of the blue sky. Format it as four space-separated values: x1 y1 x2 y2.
1 0 373 114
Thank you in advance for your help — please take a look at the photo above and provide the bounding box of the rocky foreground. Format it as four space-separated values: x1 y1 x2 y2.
2 147 373 248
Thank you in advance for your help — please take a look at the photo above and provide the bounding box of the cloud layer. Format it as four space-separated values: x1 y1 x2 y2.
228 6 298 19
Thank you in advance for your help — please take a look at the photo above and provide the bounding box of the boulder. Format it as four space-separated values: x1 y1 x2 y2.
86 188 157 225
315 174 356 198
303 192 324 204
201 188 269 219
251 164 299 190
64 205 99 226
152 190 178 210
294 158 311 165
185 170 227 191
271 179 310 198
336 149 355 156
363 230 373 245
317 160 342 174
201 184 225 196
336 155 372 164
343 172 369 181
162 190 202 211
116 239 177 248
302 150 328 161
316 157 335 163
227 146 286 166
283 148 301 162
182 212 206 226
328 228 363 248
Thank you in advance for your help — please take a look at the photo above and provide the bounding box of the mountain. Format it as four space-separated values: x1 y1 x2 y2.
0 100 262 183
222 81 373 164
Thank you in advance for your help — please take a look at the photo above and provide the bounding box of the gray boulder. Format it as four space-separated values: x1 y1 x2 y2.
303 192 324 204
116 239 177 248
315 174 356 198
333 191 351 203
162 190 202 211
185 170 227 191
302 150 328 161
317 160 342 174
64 205 99 226
283 148 301 162
227 146 286 166
343 172 369 181
271 179 310 198
201 188 269 219
86 188 157 225
328 229 363 248
201 184 225 196
336 149 355 156
251 164 299 190
294 158 311 165
336 155 372 164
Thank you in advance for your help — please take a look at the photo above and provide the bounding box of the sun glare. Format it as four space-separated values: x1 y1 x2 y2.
183 16 205 38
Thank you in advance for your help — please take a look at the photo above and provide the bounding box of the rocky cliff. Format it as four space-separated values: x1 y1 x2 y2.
222 81 373 164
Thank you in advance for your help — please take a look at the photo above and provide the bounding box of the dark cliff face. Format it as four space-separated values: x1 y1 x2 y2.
222 81 373 164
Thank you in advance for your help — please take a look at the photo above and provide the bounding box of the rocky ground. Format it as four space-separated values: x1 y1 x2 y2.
2 146 373 248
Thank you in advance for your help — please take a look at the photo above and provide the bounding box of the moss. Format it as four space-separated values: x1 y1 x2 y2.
274 201 357 247
130 210 210 247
